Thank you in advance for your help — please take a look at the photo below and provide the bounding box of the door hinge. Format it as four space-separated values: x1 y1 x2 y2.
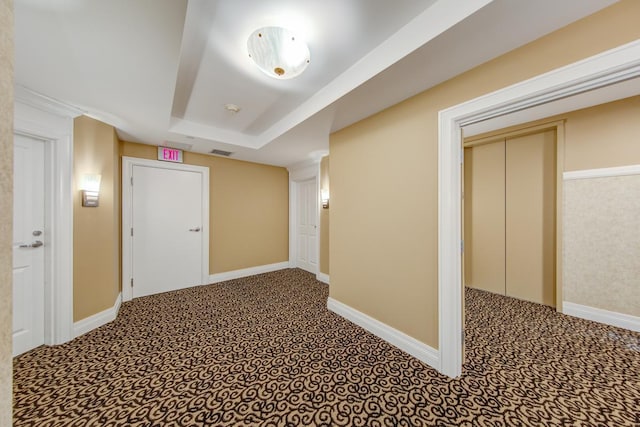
130 278 133 287
130 176 133 186
462 329 465 344
131 228 133 236
461 240 464 253
461 148 464 165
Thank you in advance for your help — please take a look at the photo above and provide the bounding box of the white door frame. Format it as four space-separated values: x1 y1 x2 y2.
438 40 640 378
14 87 81 346
122 156 210 302
288 160 321 276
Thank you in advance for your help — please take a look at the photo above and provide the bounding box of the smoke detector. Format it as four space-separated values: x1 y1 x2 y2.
224 104 241 114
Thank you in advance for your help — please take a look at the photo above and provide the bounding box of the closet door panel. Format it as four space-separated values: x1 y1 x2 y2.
505 130 556 306
465 141 506 295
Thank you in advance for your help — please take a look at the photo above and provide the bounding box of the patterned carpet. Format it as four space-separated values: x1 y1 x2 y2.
13 269 640 426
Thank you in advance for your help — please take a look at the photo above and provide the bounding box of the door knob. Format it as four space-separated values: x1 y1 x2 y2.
189 227 201 232
20 240 43 248
33 230 42 236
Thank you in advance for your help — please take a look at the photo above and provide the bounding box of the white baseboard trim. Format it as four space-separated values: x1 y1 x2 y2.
563 301 640 332
208 261 290 284
316 272 330 284
327 297 440 371
74 292 122 338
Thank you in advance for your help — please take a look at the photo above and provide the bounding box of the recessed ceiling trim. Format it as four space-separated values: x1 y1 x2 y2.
16 0 618 167
170 0 217 120
169 117 262 149
255 0 493 147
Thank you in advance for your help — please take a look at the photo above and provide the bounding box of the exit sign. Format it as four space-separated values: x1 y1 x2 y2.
158 146 183 163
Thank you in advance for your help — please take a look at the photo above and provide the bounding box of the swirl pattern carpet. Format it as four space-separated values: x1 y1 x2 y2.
13 269 640 426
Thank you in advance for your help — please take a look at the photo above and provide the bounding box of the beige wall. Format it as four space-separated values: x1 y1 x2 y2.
564 96 640 171
330 0 640 348
319 156 330 275
0 0 12 424
469 96 640 170
120 141 289 274
73 116 120 322
562 96 640 316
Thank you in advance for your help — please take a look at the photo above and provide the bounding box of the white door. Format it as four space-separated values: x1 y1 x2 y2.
131 165 204 298
296 178 318 273
13 134 45 356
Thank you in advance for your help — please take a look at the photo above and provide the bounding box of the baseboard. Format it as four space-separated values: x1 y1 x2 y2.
563 301 640 332
208 261 290 284
74 293 122 338
327 297 440 371
316 272 330 284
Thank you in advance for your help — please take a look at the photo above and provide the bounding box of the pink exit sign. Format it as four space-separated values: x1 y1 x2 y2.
157 147 183 163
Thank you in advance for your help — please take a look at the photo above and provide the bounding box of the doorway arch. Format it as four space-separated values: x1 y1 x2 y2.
437 40 640 378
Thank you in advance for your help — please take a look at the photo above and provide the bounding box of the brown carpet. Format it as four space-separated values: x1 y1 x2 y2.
13 269 640 426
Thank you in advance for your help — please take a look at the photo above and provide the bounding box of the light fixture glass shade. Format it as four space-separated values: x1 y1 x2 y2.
321 189 329 209
247 26 310 79
80 174 101 207
80 174 101 192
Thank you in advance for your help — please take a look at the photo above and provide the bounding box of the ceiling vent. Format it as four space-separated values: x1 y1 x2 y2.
210 149 234 157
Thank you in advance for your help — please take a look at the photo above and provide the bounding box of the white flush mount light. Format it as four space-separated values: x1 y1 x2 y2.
247 26 310 79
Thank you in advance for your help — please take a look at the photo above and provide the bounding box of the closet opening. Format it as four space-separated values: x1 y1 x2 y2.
463 121 564 307
461 120 565 363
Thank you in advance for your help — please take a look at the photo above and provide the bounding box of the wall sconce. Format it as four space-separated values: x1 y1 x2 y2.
81 174 101 207
321 189 330 209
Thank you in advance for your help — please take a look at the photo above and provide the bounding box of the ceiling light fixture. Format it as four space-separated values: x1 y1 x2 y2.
247 26 310 79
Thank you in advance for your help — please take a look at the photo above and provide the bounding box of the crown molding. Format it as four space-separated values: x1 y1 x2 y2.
15 85 85 118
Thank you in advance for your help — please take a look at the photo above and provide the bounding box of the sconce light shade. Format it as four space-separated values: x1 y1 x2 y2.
321 189 330 209
247 26 310 79
81 174 101 207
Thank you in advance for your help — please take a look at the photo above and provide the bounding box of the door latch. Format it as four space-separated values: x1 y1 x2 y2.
19 240 43 248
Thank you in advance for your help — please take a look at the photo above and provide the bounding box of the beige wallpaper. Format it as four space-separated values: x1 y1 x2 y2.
0 0 12 424
330 0 640 349
73 116 120 322
563 174 640 317
319 156 330 275
120 141 289 274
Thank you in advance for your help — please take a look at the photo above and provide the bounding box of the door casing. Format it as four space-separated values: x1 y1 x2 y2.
438 39 640 379
295 177 319 274
14 89 79 347
122 156 210 302
288 161 321 276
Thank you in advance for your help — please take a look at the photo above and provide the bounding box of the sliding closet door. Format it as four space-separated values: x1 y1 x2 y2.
465 141 505 295
505 130 556 307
